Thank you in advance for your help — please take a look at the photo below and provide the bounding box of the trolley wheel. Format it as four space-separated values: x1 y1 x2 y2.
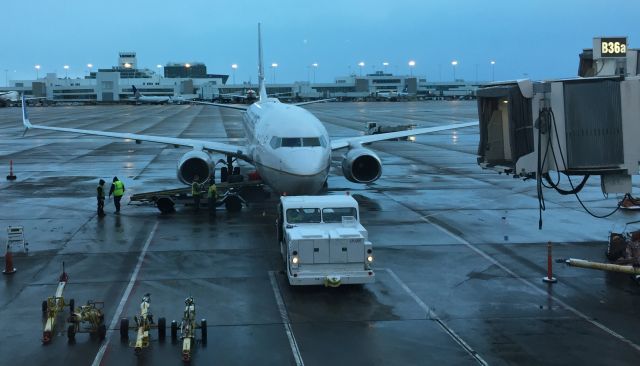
98 324 107 341
156 197 175 214
171 320 178 342
41 300 47 314
69 298 75 314
120 318 129 340
224 195 242 212
220 167 228 183
67 324 76 342
200 319 207 344
158 317 166 341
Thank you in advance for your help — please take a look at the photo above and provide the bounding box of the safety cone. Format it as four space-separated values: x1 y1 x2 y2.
3 245 17 275
6 160 17 181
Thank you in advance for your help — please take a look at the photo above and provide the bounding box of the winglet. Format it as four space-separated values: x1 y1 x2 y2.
21 94 32 130
257 23 268 101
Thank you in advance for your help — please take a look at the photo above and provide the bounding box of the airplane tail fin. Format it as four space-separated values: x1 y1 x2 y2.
132 85 141 99
21 94 33 131
257 23 267 101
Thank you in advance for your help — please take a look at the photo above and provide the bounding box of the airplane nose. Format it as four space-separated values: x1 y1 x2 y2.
280 149 328 176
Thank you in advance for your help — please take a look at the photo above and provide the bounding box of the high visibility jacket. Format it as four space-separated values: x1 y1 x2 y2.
113 181 124 197
208 184 217 199
97 185 105 199
192 182 202 196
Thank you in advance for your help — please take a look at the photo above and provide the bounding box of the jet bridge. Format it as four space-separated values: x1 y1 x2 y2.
476 37 640 196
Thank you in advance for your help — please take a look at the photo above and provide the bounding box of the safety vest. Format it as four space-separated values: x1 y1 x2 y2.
208 184 217 199
113 181 124 197
192 182 201 196
97 185 105 198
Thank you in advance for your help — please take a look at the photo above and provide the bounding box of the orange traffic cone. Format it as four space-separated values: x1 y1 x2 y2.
3 245 16 275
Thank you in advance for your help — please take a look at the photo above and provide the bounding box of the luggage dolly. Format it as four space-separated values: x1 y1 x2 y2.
119 293 167 355
171 296 207 363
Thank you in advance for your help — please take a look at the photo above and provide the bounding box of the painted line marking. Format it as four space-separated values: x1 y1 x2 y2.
385 268 488 366
269 271 304 366
420 215 640 353
91 221 159 366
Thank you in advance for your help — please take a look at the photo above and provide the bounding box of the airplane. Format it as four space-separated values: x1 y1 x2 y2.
1 91 19 102
130 85 171 104
20 24 478 196
376 86 411 100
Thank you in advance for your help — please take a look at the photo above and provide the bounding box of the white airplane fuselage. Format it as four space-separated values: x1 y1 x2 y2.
241 98 331 195
0 91 19 102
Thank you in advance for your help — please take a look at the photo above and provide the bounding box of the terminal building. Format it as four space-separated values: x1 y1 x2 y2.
1 52 481 103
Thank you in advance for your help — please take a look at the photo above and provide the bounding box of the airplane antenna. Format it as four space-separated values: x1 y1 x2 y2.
258 23 267 101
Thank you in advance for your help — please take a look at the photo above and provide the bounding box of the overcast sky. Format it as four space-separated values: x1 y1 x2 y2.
2 0 639 84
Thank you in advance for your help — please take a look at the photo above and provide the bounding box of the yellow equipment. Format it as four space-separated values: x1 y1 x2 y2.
119 293 166 355
42 263 73 344
170 296 207 362
67 301 106 342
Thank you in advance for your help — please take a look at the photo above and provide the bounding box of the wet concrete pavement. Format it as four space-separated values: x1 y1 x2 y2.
1 102 640 365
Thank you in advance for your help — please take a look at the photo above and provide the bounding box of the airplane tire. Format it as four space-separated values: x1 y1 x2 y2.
68 324 76 342
158 317 166 341
120 318 129 340
201 319 207 344
171 320 178 342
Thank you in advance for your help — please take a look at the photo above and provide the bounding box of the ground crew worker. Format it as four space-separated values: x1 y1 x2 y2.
97 179 106 217
109 176 125 214
207 181 218 214
192 175 202 211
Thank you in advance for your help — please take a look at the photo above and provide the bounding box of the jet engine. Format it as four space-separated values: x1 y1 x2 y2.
341 148 382 183
177 150 214 184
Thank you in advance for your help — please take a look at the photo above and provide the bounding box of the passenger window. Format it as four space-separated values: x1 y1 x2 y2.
281 138 302 147
322 207 358 223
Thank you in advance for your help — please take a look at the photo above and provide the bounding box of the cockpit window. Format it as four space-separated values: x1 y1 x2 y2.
281 138 302 147
270 136 281 149
302 137 321 147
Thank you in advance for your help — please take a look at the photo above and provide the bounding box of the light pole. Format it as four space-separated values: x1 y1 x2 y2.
231 64 238 84
312 63 318 83
490 60 496 81
4 69 8 87
408 60 416 76
358 61 365 76
451 60 458 81
63 65 69 79
87 63 93 77
185 63 191 78
156 64 163 77
35 64 41 79
271 63 278 83
382 61 389 73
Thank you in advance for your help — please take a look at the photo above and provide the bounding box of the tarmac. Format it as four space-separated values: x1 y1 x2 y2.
1 101 640 365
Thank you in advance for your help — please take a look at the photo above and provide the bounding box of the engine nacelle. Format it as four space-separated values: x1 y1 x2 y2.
177 150 214 184
341 148 382 183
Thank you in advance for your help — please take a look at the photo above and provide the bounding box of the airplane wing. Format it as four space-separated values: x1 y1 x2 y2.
330 121 478 150
20 95 250 160
189 100 248 111
293 98 335 107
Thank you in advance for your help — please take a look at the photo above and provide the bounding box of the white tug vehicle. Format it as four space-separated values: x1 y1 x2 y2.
277 195 375 286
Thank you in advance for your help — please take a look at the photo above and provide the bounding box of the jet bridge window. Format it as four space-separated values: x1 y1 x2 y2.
322 207 357 223
287 208 321 223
